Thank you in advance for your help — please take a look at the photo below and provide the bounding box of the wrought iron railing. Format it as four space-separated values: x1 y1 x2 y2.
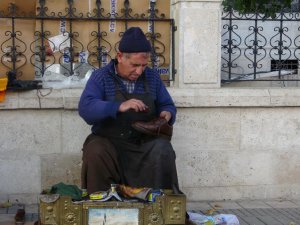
0 0 175 89
221 7 300 83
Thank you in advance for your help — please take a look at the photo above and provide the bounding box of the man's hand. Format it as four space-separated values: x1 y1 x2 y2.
160 111 172 122
119 99 149 112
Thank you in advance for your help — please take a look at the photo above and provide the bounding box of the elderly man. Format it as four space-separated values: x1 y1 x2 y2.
79 27 179 195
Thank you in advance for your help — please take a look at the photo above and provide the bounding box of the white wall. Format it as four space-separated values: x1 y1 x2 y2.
1 89 300 203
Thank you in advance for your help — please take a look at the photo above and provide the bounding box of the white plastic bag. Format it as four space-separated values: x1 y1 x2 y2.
188 212 215 224
213 214 239 225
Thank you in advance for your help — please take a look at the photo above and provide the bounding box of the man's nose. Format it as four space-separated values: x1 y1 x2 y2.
135 66 144 75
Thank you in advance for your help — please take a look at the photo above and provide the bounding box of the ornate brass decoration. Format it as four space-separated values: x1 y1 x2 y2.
39 193 186 225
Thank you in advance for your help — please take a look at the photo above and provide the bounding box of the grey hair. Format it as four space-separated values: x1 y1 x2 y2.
123 52 150 59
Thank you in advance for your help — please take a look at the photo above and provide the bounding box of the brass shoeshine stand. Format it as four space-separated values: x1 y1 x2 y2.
39 191 186 225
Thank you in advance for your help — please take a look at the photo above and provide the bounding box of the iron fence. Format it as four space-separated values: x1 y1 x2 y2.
0 0 175 90
221 7 300 83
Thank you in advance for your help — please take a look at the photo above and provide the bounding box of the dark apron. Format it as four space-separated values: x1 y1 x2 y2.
82 74 179 191
95 74 156 142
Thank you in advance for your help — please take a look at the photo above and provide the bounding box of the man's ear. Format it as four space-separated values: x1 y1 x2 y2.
116 52 123 63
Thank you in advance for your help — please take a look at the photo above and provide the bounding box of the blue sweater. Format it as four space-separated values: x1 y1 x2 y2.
78 60 176 133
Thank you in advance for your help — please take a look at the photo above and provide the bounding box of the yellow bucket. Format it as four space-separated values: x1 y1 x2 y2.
0 77 8 91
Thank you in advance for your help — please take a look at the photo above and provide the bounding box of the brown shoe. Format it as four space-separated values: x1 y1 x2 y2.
15 208 25 224
132 118 173 140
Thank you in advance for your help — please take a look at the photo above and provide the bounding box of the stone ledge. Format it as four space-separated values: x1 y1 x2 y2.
1 88 300 109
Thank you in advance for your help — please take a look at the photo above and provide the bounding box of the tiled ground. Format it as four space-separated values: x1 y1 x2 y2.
0 204 38 225
187 199 300 225
1 199 300 224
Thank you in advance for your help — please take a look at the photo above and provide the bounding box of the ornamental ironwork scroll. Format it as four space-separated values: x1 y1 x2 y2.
0 0 176 84
222 3 300 83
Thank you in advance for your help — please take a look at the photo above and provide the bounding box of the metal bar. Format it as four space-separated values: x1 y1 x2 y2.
253 14 258 79
171 19 176 81
11 17 16 73
39 0 46 76
150 0 156 69
228 9 233 80
278 13 284 79
68 0 74 76
96 0 103 68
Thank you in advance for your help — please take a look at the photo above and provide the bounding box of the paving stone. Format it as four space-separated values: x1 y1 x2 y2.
288 208 300 220
260 208 292 224
239 216 266 225
24 204 38 214
7 204 23 214
0 221 15 225
235 208 254 217
280 208 300 221
25 222 36 225
0 208 7 214
255 215 285 225
31 213 39 222
208 201 242 209
0 214 14 223
264 200 299 208
237 200 270 209
217 209 247 218
186 201 211 211
291 200 300 206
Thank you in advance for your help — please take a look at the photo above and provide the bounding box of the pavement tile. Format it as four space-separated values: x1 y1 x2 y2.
264 200 299 208
7 204 23 214
0 222 15 225
187 201 211 211
24 204 38 214
280 208 300 221
208 201 243 209
238 215 266 225
0 208 7 214
288 208 300 220
259 208 292 224
0 214 15 224
25 222 36 225
237 200 270 209
254 215 283 225
291 200 300 206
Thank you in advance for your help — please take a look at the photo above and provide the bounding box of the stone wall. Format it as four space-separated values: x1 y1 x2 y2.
1 0 300 204
1 89 300 203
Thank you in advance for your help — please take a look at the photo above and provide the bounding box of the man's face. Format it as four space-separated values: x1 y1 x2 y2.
117 52 149 81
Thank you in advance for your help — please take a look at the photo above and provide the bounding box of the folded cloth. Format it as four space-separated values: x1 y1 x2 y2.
118 185 152 201
132 117 173 140
50 182 82 201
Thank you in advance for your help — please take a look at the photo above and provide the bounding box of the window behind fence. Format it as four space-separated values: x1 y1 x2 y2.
221 3 300 85
0 0 175 89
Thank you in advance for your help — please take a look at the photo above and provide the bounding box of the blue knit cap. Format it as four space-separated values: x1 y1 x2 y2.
119 27 152 53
